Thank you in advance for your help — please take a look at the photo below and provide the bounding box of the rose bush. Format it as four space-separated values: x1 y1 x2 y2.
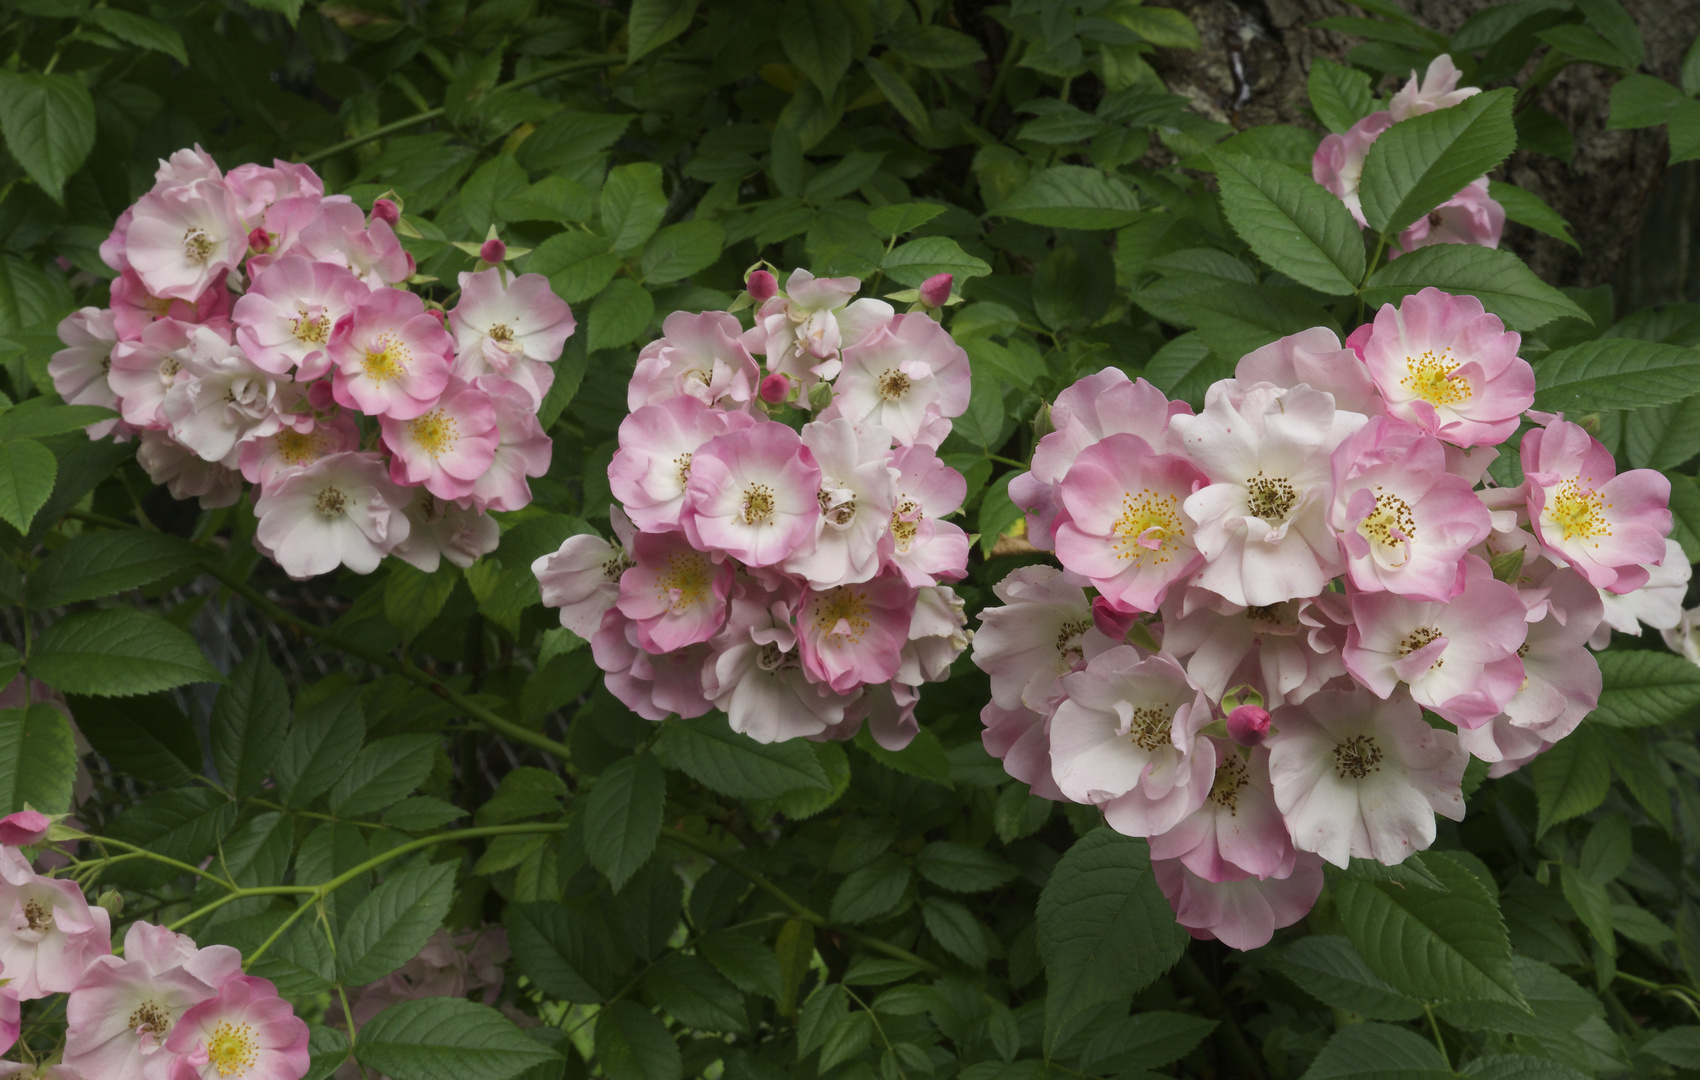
3 1 1700 1079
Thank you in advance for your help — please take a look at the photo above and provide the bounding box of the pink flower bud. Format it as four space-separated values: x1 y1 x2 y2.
1227 704 1271 747
403 251 417 277
0 810 50 846
480 238 507 264
759 372 791 403
306 380 337 410
371 198 400 225
747 269 778 302
919 272 953 308
1091 596 1138 640
246 227 271 253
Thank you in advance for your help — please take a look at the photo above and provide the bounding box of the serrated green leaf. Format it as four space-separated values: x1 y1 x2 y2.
594 1000 682 1080
1642 1026 1700 1068
781 0 853 97
1359 88 1517 236
1532 337 1700 411
277 689 364 808
1590 650 1700 728
1080 1011 1218 1073
626 0 700 62
583 754 665 890
0 72 95 200
87 8 188 64
525 232 619 305
1668 472 1700 563
69 692 199 786
914 841 1019 893
329 734 439 818
1179 282 1340 361
868 202 947 236
920 896 988 966
646 953 748 1033
830 853 911 924
888 26 987 69
210 649 290 799
856 725 954 787
1624 394 1700 470
1213 153 1364 294
640 220 725 284
26 529 199 609
587 278 655 352
27 608 219 697
356 997 562 1080
1461 1055 1592 1080
1276 935 1425 1020
881 236 992 287
699 930 784 998
1299 1022 1451 1079
1309 57 1376 134
0 705 77 815
0 438 55 532
505 899 623 1004
105 787 238 889
339 860 458 986
0 400 117 440
601 163 668 256
863 56 931 134
1532 726 1611 835
995 166 1141 229
655 714 829 798
1364 245 1590 331
383 562 456 641
383 797 467 832
1489 180 1578 248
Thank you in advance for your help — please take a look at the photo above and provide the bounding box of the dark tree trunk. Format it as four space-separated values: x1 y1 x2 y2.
1149 0 1700 313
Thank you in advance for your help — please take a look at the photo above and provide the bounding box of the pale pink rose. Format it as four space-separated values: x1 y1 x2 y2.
1151 742 1295 881
1235 326 1382 417
50 308 120 438
233 255 368 378
1329 415 1492 601
616 529 734 653
1158 589 1344 709
592 608 713 723
1312 111 1393 227
466 376 551 514
252 451 412 578
1011 369 1191 550
109 268 232 344
1267 688 1466 867
125 179 245 301
702 581 857 742
1153 853 1325 951
136 430 241 510
0 988 15 1056
153 976 307 1080
610 394 756 533
449 270 575 407
980 703 1065 800
743 269 890 384
796 572 915 693
1172 380 1367 607
900 585 971 687
627 311 759 411
295 199 409 286
1665 606 1700 666
1049 648 1215 837
0 1063 84 1079
1523 419 1672 593
0 846 111 999
391 490 500 574
151 147 222 188
1359 288 1534 447
224 160 324 220
0 812 48 847
534 513 635 639
886 443 969 587
783 418 895 589
379 379 499 501
161 329 289 462
682 422 821 567
328 287 454 420
101 206 134 274
973 565 1117 714
1054 433 1209 614
827 314 970 448
109 319 197 429
1394 178 1504 258
64 921 241 1080
239 412 360 489
1594 538 1692 647
845 682 921 752
1390 54 1480 121
252 195 334 267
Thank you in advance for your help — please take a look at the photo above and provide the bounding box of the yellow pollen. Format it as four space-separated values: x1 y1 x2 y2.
276 429 326 467
407 410 459 458
1333 734 1383 779
144 295 174 318
1128 706 1173 752
1055 618 1092 669
1111 488 1184 564
22 898 51 931
818 487 857 525
1209 754 1249 814
655 551 714 612
205 1020 259 1077
128 1000 172 1037
741 483 776 525
891 498 922 548
489 323 514 343
291 310 330 345
1359 487 1417 562
813 587 872 645
182 227 214 263
362 332 411 382
1548 477 1612 546
161 355 182 379
1245 603 1292 629
1400 348 1472 407
603 551 634 581
674 452 693 487
315 486 348 518
877 369 911 400
1397 626 1445 671
1245 472 1296 521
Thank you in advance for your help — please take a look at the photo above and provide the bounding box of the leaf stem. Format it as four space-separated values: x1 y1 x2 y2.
1422 1004 1451 1070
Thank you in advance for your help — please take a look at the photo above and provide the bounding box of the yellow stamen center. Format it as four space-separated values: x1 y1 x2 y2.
891 498 922 549
1333 734 1383 779
129 1001 172 1037
741 483 775 525
1245 472 1297 521
655 550 715 612
1547 477 1612 546
1359 488 1417 563
1401 348 1472 407
1055 618 1092 669
407 410 459 458
291 309 330 345
362 331 411 382
1111 488 1185 564
1209 754 1249 814
182 227 214 263
1128 706 1173 752
877 369 911 401
813 587 872 645
205 1020 259 1077
276 429 326 467
316 486 347 518
1398 626 1443 668
23 898 51 931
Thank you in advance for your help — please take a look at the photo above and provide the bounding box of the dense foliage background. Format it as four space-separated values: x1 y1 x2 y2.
5 0 1700 1078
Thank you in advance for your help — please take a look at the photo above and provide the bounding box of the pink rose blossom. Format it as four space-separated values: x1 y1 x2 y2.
1235 326 1382 417
1390 54 1480 121
0 846 111 999
886 443 969 587
295 199 409 286
617 530 734 653
594 607 714 723
797 572 915 693
225 160 324 220
900 585 971 688
125 179 245 302
109 319 197 429
784 418 895 589
65 921 241 1080
449 270 576 408
0 989 15 1057
391 490 500 574
1151 742 1294 881
329 287 454 420
610 394 756 532
682 422 821 567
1594 538 1691 647
1172 381 1366 606
1359 288 1534 447
252 451 412 578
972 565 1117 714
827 313 970 447
980 703 1065 800
50 308 121 438
1394 179 1505 258
1159 590 1344 709
239 412 360 489
702 582 857 741
1312 111 1394 227
743 269 890 384
1053 433 1209 614
1523 419 1672 593
380 379 500 501
233 255 367 378
627 311 760 411
0 811 49 846
155 976 308 1080
1153 853 1325 951
161 330 289 462
136 431 241 509
535 514 635 639
1267 688 1467 867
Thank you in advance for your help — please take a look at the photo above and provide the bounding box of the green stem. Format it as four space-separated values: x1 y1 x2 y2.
1422 1004 1451 1070
85 836 240 890
299 54 625 165
986 453 1027 469
168 885 316 934
658 827 943 977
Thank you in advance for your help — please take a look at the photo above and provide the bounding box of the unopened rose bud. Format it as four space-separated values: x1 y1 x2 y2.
1226 704 1271 747
807 379 835 412
403 252 417 277
431 309 450 330
480 238 507 264
919 272 953 308
371 198 400 226
1091 596 1137 641
0 810 49 846
246 227 271 254
760 372 791 404
747 269 778 302
97 890 124 917
306 380 337 410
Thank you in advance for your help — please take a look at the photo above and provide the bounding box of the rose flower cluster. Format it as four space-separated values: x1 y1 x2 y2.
534 269 973 747
51 147 572 579
979 287 1687 950
0 813 310 1080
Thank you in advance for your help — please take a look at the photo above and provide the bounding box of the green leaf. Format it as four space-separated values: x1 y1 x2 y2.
1669 473 1700 563
1275 935 1425 1021
26 529 199 609
70 692 199 786
856 725 954 787
210 650 290 799
1538 24 1635 68
1461 1056 1591 1080
383 797 466 832
382 562 456 642
920 896 988 966
645 954 748 1033
1036 829 1187 1049
653 714 829 798
594 1000 682 1080
105 787 238 888
1531 338 1700 411
830 853 911 924
699 930 784 998
0 439 55 532
1560 863 1614 961
1624 394 1700 470
1179 283 1340 362
1578 0 1644 68
1117 4 1202 48
1359 88 1517 237
1532 726 1611 835
86 8 188 64
1589 650 1700 727
277 690 364 808
862 57 931 134
1489 181 1578 248
0 72 96 200
601 163 669 256
1309 57 1376 134
887 26 987 69
583 754 666 890
304 1023 350 1080
881 236 992 287
995 166 1142 229
798 983 848 1059
1643 1026 1700 1068
626 0 700 62
781 0 853 97
339 860 459 987
1144 332 1232 407
1438 957 1602 1041
868 202 947 236
0 400 119 440
27 608 219 697
1334 850 1522 1005
241 0 306 23
914 841 1019 893
0 705 77 815
329 734 439 818
1299 1023 1451 1080
818 1012 875 1072
355 997 562 1080
525 232 619 305
640 220 725 284
587 278 656 352
1607 73 1692 129
1212 154 1365 295
505 900 623 1004
1363 245 1590 331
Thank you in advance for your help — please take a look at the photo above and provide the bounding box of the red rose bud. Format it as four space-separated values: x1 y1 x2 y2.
0 810 50 846
747 269 778 302
479 238 507 264
306 380 338 409
919 272 953 308
371 198 400 225
1227 704 1272 747
759 372 791 403
246 226 271 253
